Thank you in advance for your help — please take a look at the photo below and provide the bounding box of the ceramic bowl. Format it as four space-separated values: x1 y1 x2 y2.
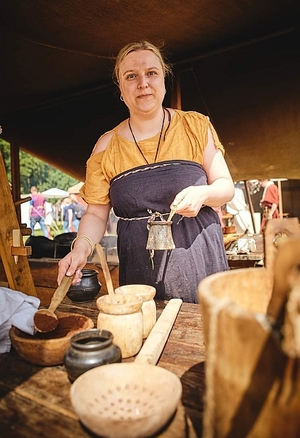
9 312 94 366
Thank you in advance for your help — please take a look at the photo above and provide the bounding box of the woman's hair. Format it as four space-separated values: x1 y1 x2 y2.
113 40 172 84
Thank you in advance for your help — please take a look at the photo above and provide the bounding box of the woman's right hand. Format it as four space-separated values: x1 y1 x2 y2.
57 248 88 286
57 203 111 285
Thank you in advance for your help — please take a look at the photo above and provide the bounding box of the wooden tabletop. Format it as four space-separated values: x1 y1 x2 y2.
0 297 205 438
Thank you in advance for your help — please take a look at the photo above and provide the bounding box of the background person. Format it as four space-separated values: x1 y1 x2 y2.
57 40 234 303
69 193 86 232
259 179 279 232
62 197 76 233
29 186 48 237
44 200 54 239
226 182 254 234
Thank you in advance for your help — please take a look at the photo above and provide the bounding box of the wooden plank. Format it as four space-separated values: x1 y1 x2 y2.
0 152 36 296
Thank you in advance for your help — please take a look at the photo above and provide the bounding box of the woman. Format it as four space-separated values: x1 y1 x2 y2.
57 40 234 303
259 179 279 232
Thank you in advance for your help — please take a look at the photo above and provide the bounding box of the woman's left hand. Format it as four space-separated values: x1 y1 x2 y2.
170 186 208 217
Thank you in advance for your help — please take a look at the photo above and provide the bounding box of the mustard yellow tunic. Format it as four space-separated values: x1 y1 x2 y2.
80 110 228 303
80 110 224 204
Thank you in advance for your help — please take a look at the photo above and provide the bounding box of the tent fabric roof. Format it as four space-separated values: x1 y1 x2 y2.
42 188 69 198
0 0 299 181
68 182 84 194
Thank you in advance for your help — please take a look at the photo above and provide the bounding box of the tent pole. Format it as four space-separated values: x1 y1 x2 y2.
244 180 257 234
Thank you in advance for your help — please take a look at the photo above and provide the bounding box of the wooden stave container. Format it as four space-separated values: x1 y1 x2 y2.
198 266 300 438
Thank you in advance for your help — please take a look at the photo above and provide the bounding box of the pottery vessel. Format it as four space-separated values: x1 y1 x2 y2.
67 269 101 302
64 328 121 382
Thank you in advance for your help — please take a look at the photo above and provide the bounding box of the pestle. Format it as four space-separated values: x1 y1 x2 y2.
34 275 74 333
95 244 115 299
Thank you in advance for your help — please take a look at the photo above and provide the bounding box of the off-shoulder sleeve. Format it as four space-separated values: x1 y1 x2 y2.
179 111 225 159
79 151 110 205
208 119 225 155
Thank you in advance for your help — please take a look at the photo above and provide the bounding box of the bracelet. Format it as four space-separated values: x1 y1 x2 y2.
70 235 95 258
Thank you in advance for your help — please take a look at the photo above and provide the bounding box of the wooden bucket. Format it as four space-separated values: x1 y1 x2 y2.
198 218 300 438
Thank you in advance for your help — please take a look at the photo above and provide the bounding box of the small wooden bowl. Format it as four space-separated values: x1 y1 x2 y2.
9 312 94 366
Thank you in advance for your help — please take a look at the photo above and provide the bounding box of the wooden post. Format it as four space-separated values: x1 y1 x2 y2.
244 180 257 234
0 151 37 296
10 136 22 224
278 179 283 219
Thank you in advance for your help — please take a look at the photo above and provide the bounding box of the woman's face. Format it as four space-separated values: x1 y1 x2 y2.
118 49 165 115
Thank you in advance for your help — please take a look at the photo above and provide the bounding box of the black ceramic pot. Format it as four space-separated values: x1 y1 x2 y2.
67 269 101 302
64 328 122 382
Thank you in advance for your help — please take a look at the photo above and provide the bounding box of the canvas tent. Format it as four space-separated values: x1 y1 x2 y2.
0 1 299 200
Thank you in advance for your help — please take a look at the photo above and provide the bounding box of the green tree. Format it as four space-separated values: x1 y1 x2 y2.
0 139 79 193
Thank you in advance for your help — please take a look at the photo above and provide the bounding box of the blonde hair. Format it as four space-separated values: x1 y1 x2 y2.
113 40 172 85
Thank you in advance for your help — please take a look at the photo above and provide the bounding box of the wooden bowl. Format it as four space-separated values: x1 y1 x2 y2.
9 312 94 366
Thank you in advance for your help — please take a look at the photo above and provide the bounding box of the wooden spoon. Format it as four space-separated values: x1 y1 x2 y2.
33 275 74 333
95 244 115 299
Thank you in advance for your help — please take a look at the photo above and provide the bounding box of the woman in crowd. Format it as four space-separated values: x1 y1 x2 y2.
57 40 234 303
259 179 279 232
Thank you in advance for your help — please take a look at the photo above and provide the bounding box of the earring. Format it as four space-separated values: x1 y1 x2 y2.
120 95 124 101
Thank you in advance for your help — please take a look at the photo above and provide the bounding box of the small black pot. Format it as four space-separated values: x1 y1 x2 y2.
64 328 122 382
67 269 101 302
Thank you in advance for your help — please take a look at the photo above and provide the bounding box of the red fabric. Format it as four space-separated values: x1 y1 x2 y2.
30 193 46 218
263 184 279 208
260 184 279 232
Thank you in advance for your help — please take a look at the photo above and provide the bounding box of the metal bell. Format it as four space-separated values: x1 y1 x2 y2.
146 212 175 250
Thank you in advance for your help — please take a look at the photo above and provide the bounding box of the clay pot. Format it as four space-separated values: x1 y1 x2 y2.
67 269 101 302
64 328 122 382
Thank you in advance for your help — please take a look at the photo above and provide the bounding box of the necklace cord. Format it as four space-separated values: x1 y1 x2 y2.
128 107 171 164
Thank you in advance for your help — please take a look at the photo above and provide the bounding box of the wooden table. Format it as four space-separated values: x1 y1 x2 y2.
226 233 264 269
0 298 205 438
227 251 264 269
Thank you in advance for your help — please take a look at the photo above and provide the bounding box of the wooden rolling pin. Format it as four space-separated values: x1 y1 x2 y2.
134 298 183 365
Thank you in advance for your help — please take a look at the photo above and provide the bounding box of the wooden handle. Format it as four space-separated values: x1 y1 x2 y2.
134 298 182 365
95 244 115 297
48 275 74 312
